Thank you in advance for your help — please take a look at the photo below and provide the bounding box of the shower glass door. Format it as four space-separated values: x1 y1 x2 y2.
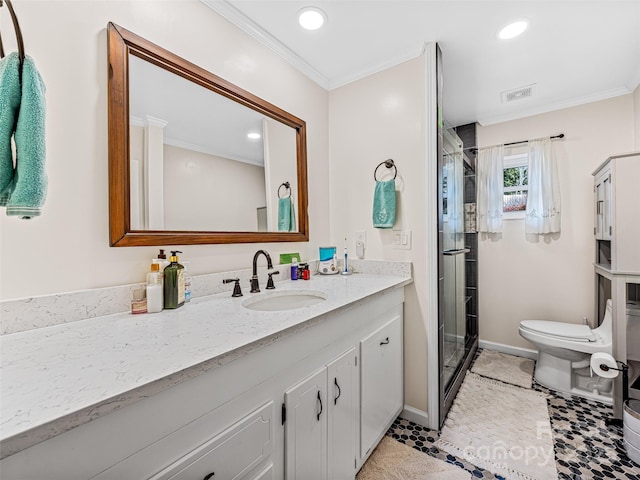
441 128 467 390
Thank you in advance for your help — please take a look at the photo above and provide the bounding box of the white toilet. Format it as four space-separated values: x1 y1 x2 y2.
519 299 613 403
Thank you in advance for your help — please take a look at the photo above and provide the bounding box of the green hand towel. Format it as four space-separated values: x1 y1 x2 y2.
0 52 21 204
6 55 47 219
372 179 396 229
278 196 296 232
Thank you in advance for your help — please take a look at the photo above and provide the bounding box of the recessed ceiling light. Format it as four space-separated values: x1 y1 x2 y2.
298 7 326 31
247 132 261 140
497 20 529 40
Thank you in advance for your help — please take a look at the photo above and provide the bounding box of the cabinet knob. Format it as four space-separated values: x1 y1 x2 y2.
203 474 215 480
380 337 390 345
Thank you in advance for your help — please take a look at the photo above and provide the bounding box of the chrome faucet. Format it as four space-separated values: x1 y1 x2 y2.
251 250 273 293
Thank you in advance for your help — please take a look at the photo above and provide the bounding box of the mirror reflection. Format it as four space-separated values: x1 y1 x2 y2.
128 55 298 233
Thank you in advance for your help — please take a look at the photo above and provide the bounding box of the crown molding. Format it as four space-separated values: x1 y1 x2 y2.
163 137 264 168
201 0 330 90
201 0 425 92
478 86 632 126
129 116 144 127
145 115 169 128
327 45 425 90
627 65 640 93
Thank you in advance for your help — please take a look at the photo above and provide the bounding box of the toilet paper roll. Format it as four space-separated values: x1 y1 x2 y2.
591 352 619 379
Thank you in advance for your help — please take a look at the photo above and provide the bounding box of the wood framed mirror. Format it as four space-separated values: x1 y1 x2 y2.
107 22 309 246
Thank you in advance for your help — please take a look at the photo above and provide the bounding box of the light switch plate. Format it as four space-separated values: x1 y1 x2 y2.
392 230 411 250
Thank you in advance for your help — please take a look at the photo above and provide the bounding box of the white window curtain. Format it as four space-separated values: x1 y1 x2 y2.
525 138 561 234
477 145 504 233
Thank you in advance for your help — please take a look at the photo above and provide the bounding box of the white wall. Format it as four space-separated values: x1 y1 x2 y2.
0 1 329 300
162 145 266 231
477 95 635 350
329 56 430 413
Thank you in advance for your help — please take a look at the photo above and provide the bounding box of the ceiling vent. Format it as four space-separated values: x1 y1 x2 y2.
501 84 536 103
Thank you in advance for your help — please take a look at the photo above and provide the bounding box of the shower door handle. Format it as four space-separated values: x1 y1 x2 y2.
443 248 470 256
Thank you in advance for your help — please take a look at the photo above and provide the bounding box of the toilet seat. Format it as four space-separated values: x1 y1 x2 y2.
519 320 596 342
518 323 610 355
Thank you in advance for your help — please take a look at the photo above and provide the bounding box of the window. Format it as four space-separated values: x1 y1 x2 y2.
503 153 528 216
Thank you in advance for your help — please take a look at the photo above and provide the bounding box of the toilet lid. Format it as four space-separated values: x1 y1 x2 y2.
520 320 596 342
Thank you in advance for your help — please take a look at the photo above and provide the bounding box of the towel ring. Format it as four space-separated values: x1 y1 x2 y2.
278 181 291 199
0 0 26 67
374 159 397 181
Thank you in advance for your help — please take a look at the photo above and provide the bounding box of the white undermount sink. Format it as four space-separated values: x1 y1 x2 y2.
242 290 327 311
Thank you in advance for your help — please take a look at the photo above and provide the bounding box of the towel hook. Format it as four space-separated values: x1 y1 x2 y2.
278 181 291 199
374 159 397 181
0 0 25 68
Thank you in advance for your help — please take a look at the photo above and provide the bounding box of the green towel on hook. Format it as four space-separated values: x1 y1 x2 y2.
278 196 296 232
372 179 396 228
0 52 21 204
5 55 48 219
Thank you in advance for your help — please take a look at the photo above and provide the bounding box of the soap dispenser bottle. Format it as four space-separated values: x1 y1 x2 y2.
164 251 185 309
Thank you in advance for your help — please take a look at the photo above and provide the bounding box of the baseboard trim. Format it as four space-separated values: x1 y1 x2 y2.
401 405 430 428
479 339 538 360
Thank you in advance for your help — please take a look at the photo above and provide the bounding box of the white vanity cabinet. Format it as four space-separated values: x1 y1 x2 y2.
284 348 358 480
0 282 406 480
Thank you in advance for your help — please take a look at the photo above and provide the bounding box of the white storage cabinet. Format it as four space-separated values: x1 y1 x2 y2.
284 348 358 480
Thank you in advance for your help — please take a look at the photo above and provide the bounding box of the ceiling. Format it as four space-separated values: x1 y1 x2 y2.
203 0 640 126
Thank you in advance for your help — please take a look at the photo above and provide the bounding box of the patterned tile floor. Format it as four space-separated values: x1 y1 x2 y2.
386 351 640 480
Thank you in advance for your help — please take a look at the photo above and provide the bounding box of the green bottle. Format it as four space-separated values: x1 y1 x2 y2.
163 250 185 309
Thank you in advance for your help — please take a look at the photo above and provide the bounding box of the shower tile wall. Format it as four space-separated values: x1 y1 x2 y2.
455 123 479 343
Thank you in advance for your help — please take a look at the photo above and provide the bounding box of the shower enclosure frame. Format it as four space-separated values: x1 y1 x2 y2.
435 46 479 427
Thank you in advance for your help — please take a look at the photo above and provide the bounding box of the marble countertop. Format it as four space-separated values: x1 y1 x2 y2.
0 272 411 458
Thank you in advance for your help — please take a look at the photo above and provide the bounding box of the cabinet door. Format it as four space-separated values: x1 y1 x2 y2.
595 169 612 240
327 347 358 480
284 368 327 480
360 315 403 459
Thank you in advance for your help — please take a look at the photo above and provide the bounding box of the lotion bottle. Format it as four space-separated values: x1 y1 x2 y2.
146 263 163 313
164 251 185 309
153 249 170 284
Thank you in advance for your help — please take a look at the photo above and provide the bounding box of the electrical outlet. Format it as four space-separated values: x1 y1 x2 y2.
355 231 366 259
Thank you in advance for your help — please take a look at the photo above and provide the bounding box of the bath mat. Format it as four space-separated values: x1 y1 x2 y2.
436 372 556 480
357 436 472 480
471 349 534 388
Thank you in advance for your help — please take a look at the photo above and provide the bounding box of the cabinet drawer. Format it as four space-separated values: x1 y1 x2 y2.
249 463 274 480
360 315 403 458
93 402 273 480
150 402 273 480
